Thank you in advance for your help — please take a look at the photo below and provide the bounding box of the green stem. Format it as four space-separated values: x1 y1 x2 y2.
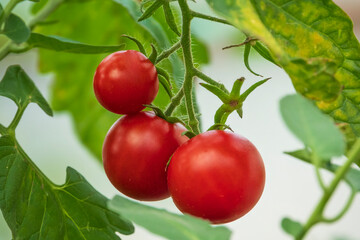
28 0 64 29
220 111 230 125
8 105 27 131
190 11 230 26
0 39 11 61
155 40 181 64
313 154 326 191
164 87 185 116
178 0 200 134
0 0 22 26
214 105 227 124
0 123 6 135
296 138 360 240
193 68 228 93
321 187 357 223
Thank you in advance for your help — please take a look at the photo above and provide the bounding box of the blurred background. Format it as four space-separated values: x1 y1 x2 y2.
0 0 359 239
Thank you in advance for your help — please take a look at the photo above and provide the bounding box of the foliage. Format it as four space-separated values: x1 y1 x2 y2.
206 0 360 135
0 65 133 240
109 196 231 240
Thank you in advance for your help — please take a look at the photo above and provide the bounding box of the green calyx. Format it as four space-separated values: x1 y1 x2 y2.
201 77 269 129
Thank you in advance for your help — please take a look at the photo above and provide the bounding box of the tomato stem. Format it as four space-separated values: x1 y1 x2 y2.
178 0 200 134
155 41 181 64
165 87 184 116
313 154 327 191
0 124 6 135
8 104 27 132
29 0 64 29
320 185 356 223
296 138 360 239
190 11 230 26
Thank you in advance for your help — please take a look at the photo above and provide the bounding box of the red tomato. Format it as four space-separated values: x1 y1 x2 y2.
167 130 265 224
93 50 159 114
103 112 188 201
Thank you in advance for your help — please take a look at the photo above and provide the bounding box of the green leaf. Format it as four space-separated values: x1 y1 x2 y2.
206 0 360 129
280 94 345 160
138 0 163 22
158 75 173 98
252 41 277 66
281 217 303 238
0 65 52 116
3 14 31 44
28 33 125 53
109 195 232 240
285 149 312 163
244 43 262 77
199 83 229 104
163 2 180 36
286 149 360 191
148 43 158 63
121 35 147 55
0 135 134 239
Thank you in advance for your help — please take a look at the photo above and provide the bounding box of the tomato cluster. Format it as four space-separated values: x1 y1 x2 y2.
93 50 265 224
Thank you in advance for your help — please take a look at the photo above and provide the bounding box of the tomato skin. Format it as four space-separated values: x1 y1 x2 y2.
93 50 159 114
167 130 265 224
103 112 188 201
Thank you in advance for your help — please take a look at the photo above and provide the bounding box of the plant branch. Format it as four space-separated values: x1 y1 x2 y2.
190 11 230 26
321 186 357 223
222 37 258 50
28 0 64 29
0 39 11 61
0 123 6 135
0 0 22 26
155 40 181 64
178 0 200 134
8 105 27 131
164 87 185 116
296 138 360 240
313 154 327 191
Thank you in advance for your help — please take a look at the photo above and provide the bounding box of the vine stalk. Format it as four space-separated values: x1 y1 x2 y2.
177 0 200 134
296 138 360 239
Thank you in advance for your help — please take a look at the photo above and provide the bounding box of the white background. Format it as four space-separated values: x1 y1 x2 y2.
0 0 359 239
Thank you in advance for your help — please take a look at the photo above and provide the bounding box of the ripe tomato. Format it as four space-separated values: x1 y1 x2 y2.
103 111 188 201
167 130 265 224
93 50 159 114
